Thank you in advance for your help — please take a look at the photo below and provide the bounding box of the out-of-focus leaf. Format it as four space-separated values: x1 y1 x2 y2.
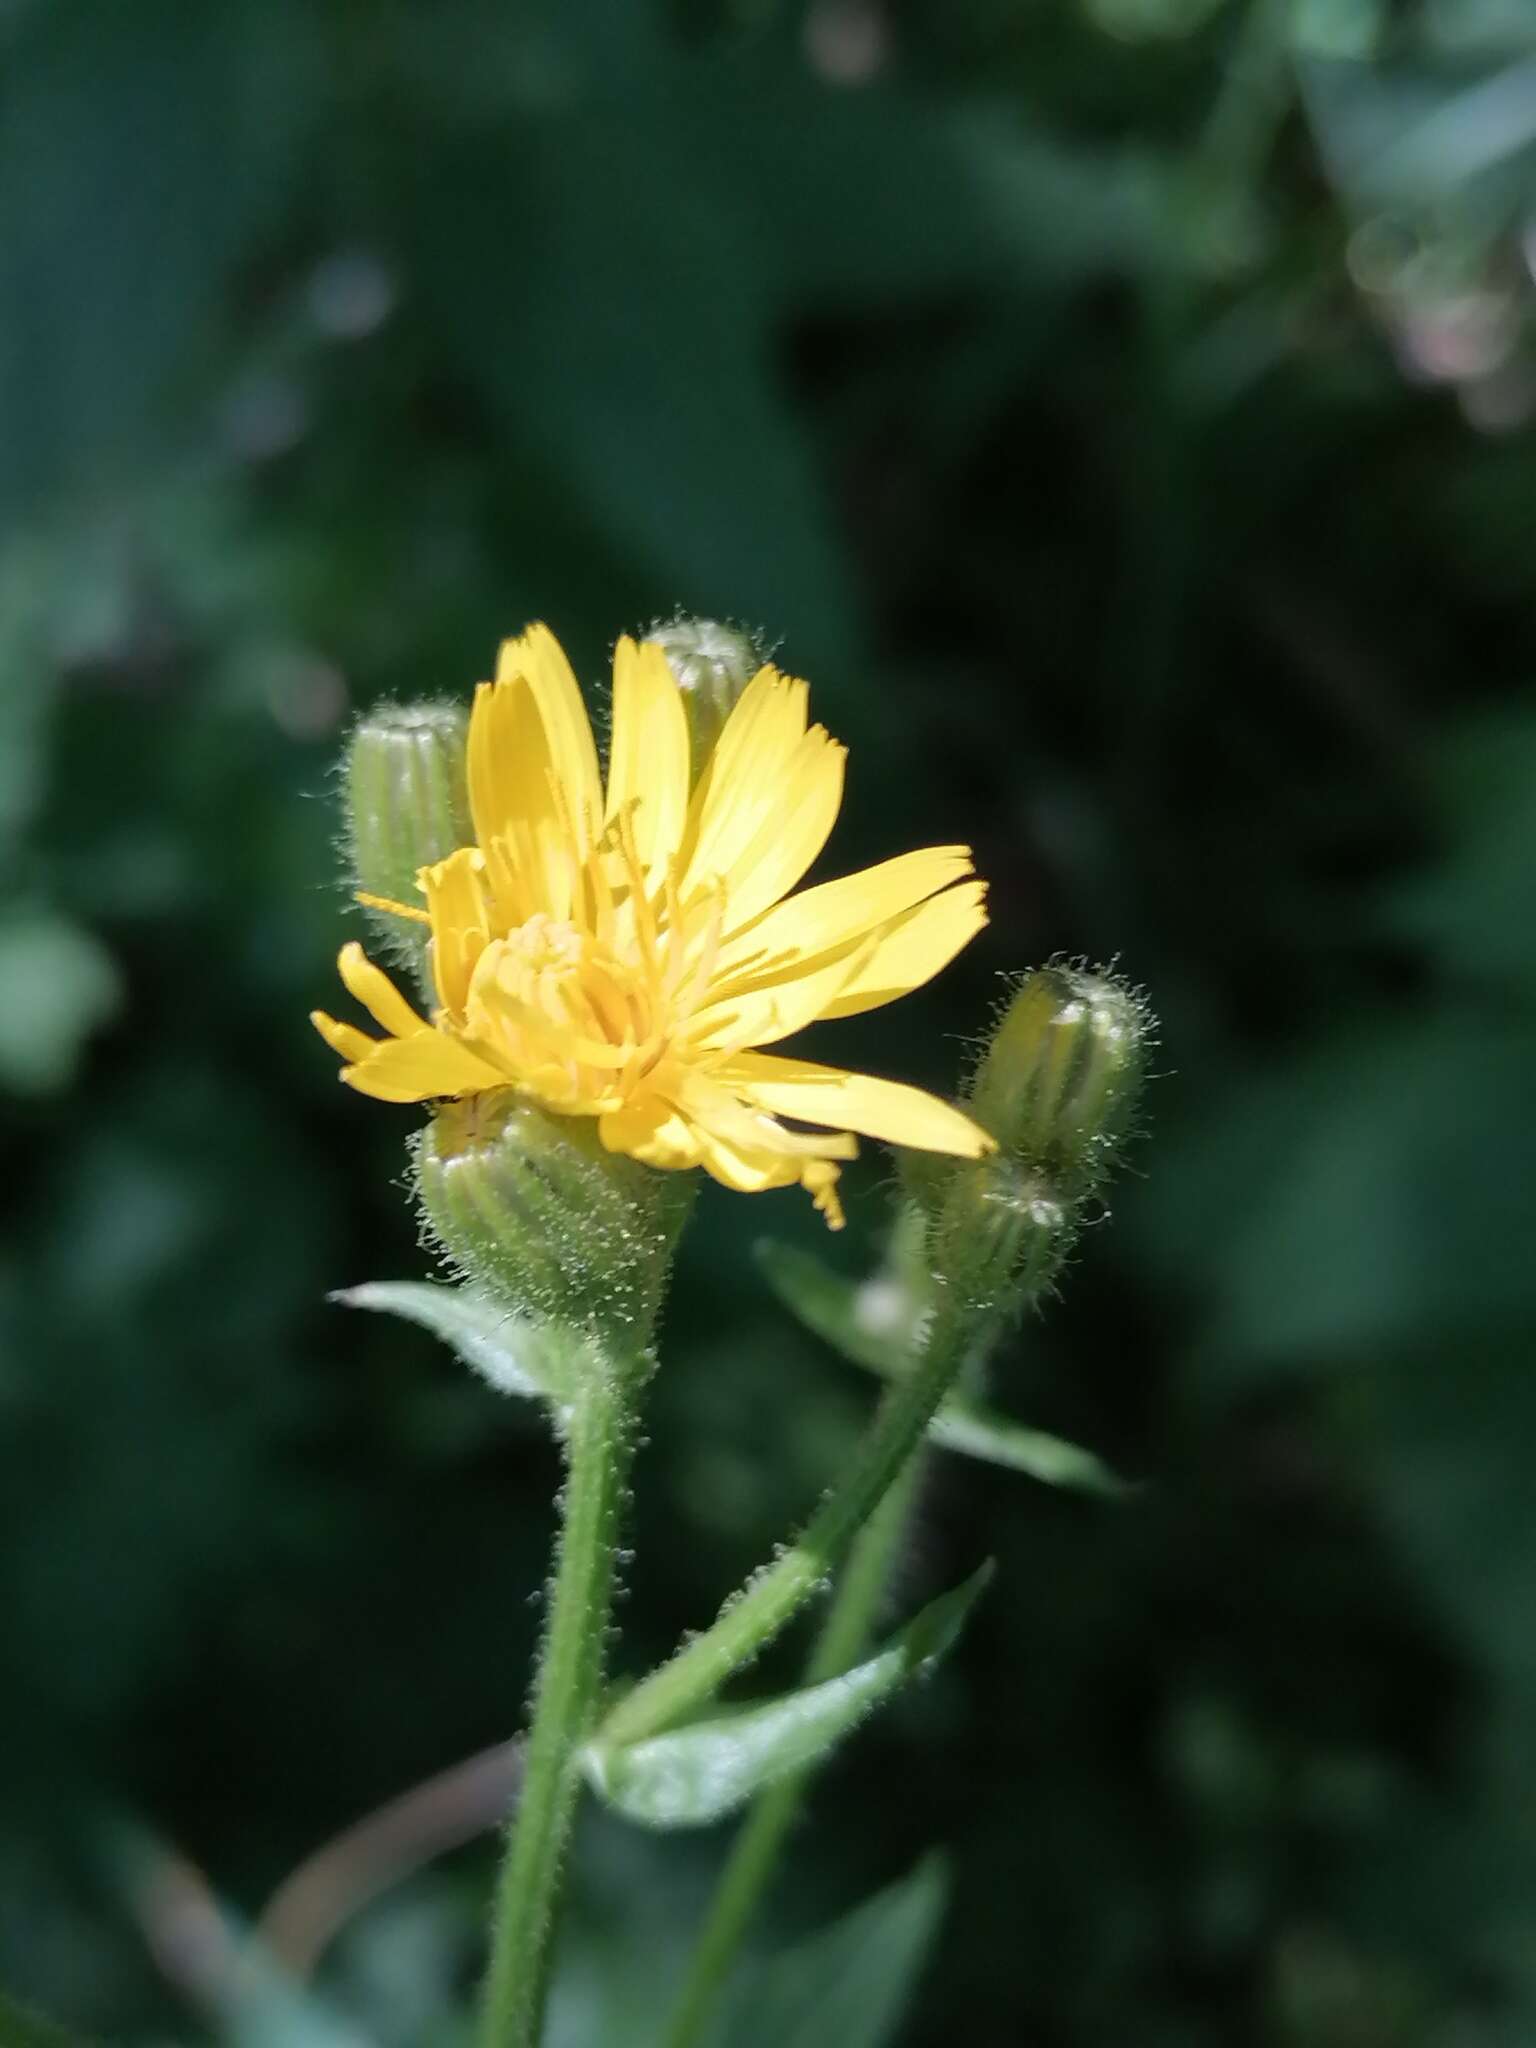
583 1565 991 1828
333 1280 563 1400
757 1241 1127 1494
1300 53 1536 209
0 1985 91 2047
1383 708 1536 993
0 912 121 1096
708 1856 950 2048
755 1238 920 1372
225 1978 373 2048
1140 1020 1536 1378
0 0 319 518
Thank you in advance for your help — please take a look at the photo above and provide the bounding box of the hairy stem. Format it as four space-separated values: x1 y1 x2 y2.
479 1358 637 2048
662 1457 922 2048
600 1293 972 1753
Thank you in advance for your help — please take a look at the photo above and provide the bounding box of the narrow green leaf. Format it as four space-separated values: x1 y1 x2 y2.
333 1280 563 1400
707 1856 950 2048
927 1404 1129 1496
583 1564 991 1829
756 1240 1128 1496
755 1238 918 1372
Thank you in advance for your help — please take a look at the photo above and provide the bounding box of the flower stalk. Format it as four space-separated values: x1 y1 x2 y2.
598 1287 979 1753
661 1457 922 2048
658 963 1154 2042
479 1349 641 2048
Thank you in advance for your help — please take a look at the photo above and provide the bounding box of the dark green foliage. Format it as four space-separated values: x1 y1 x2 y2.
3 0 1536 2042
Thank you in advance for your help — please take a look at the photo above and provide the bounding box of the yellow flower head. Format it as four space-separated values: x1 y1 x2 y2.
312 624 993 1226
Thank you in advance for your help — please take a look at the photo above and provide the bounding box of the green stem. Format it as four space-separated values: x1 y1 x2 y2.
478 1357 637 2048
600 1293 972 1753
662 1457 922 2048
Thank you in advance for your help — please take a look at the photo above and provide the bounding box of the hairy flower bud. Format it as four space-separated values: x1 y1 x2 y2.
968 966 1149 1200
646 616 763 770
932 1156 1071 1313
898 965 1151 1316
414 1092 694 1363
345 701 471 984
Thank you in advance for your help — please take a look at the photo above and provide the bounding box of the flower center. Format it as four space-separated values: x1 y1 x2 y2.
506 911 586 981
464 912 669 1113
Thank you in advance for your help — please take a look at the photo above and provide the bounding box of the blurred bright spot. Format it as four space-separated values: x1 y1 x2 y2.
308 249 398 342
1459 356 1536 432
220 373 308 464
803 0 889 84
1084 0 1225 44
1345 214 1420 294
260 648 350 739
1289 0 1383 61
1394 289 1516 383
0 911 122 1096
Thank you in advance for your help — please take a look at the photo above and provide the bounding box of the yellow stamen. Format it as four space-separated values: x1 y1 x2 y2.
355 889 431 925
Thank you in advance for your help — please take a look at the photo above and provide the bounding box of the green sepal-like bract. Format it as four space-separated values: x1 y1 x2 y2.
344 698 471 992
582 1563 991 1829
414 1093 694 1369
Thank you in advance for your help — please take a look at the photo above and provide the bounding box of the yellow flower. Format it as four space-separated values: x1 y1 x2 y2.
312 624 993 1226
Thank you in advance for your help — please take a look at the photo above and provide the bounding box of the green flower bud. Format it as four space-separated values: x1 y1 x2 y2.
414 1092 694 1368
932 1157 1072 1314
646 616 763 769
345 701 471 985
898 965 1152 1317
968 965 1149 1200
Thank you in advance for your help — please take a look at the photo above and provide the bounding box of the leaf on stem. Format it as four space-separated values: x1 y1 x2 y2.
756 1241 1130 1497
581 1565 992 1829
755 1238 919 1372
704 1855 950 2048
332 1280 565 1400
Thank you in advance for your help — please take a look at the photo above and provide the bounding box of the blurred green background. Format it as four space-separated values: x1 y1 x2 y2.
5 0 1536 2041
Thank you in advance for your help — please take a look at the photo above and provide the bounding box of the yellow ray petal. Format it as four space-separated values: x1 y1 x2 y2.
680 1074 861 1162
496 622 602 849
598 1094 704 1170
693 1131 803 1195
311 1009 378 1063
713 723 847 933
821 878 988 1019
337 1030 509 1104
682 933 877 1052
605 636 690 874
724 1051 995 1157
338 941 426 1039
680 665 810 887
467 676 577 921
419 846 495 1014
711 845 977 993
